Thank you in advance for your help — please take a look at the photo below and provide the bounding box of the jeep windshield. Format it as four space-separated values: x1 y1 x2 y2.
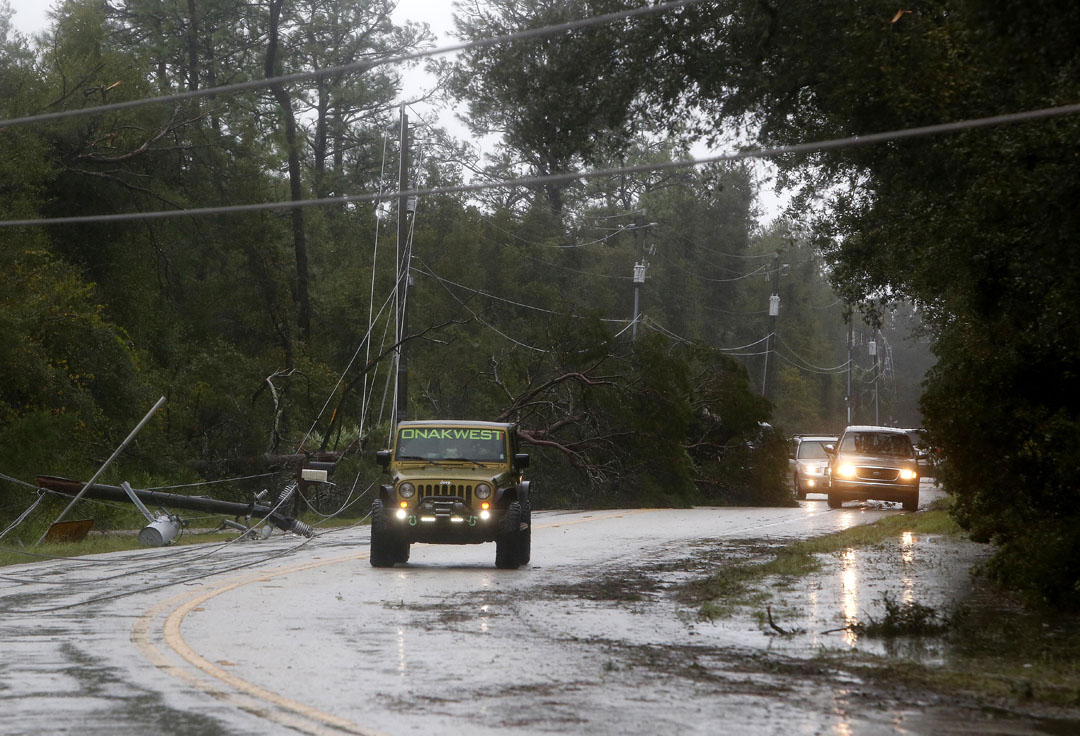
839 432 914 457
394 426 507 463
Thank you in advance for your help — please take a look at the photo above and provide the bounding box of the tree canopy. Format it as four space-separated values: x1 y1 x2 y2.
2 0 877 547
448 0 1080 606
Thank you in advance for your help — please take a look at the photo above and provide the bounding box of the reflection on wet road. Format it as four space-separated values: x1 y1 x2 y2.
3 480 1076 735
841 547 859 647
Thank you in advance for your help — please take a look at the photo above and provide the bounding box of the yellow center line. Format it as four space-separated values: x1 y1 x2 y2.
138 550 384 736
134 509 649 734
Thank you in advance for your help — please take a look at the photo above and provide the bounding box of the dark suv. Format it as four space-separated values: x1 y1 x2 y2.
827 425 921 511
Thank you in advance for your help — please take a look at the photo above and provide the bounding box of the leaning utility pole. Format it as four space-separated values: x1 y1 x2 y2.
395 104 410 423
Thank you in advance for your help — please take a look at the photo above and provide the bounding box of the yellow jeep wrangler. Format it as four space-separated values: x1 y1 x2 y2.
373 420 532 568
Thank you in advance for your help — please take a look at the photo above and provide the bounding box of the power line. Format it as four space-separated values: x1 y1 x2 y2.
775 335 852 373
486 220 655 249
415 261 629 322
420 260 551 353
7 102 1079 230
716 333 774 352
701 304 768 317
479 234 634 280
658 256 768 283
774 349 851 375
0 0 705 130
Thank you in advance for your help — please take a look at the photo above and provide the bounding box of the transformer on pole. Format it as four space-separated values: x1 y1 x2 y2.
631 260 647 340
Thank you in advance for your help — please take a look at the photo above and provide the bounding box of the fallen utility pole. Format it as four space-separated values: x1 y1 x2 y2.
36 476 314 537
35 395 166 545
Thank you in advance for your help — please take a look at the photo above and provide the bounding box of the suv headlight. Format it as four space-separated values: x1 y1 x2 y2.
474 483 492 499
398 482 415 498
899 468 917 481
836 464 856 478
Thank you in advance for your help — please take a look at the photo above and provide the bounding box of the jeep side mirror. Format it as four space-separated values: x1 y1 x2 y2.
376 450 391 469
514 453 530 469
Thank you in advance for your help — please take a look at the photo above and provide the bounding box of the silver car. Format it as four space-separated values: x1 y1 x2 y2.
827 425 921 511
789 434 838 499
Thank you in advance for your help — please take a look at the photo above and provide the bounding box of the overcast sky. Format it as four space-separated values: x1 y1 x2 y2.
6 0 457 39
6 0 50 36
5 0 786 220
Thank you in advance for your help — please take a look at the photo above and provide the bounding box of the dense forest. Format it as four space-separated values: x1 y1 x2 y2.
5 1 1075 607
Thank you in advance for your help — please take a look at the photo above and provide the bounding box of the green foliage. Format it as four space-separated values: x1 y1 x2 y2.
848 593 951 638
462 0 1080 605
731 1 1080 606
2 0 820 540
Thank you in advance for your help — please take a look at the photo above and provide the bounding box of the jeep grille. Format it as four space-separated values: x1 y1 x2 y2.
417 483 473 508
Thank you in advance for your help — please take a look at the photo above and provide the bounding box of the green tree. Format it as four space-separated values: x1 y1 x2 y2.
451 0 658 212
448 0 1080 604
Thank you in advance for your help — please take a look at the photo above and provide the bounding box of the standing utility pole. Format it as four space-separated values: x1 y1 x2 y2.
761 252 781 398
630 221 657 341
846 317 853 425
869 333 879 425
395 104 410 423
631 260 646 340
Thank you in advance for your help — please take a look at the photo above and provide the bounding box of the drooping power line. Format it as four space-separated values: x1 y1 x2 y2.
4 102 1080 229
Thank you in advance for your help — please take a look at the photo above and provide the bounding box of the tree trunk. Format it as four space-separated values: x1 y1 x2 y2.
266 0 312 344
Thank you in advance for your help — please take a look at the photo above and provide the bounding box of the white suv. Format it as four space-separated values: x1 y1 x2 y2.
789 434 838 499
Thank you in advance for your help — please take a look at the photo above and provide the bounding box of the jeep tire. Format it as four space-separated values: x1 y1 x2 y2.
519 501 532 565
495 501 525 569
370 499 400 567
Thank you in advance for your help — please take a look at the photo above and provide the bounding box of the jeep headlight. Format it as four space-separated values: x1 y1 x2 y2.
474 483 492 499
398 482 415 499
899 468 917 481
837 464 857 478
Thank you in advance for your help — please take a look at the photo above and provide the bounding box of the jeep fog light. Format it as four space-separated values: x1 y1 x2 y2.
475 483 492 499
899 468 917 481
396 508 407 520
837 464 856 478
479 510 490 521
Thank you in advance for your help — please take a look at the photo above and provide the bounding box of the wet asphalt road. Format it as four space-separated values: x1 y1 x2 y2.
5 481 1041 736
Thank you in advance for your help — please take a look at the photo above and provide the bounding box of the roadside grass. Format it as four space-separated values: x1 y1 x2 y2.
683 498 1080 710
822 640 1080 710
683 504 963 620
848 592 950 637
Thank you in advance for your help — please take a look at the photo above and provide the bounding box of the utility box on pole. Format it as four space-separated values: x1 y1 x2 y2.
762 252 782 398
631 260 647 340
